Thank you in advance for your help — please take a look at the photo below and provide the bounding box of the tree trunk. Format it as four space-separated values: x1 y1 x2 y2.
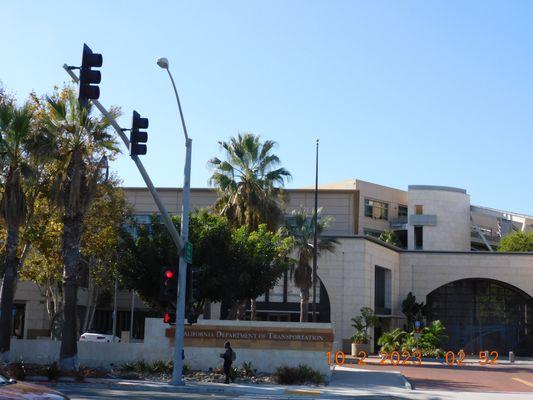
59 215 83 371
0 223 20 362
227 302 239 320
203 301 211 320
250 298 257 321
300 287 309 323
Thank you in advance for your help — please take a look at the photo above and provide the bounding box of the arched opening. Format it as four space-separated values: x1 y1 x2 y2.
426 278 533 355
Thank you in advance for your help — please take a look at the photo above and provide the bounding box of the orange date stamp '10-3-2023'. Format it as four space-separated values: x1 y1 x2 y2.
326 350 500 367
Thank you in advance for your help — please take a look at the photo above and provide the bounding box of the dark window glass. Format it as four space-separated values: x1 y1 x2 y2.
414 226 423 249
398 205 408 217
364 199 389 220
427 279 533 356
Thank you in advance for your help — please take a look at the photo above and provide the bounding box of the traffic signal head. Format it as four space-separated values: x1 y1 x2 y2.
163 309 176 325
160 266 178 303
186 266 203 304
130 110 149 156
79 44 103 103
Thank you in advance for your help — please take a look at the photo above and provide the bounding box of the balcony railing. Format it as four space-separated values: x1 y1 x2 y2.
390 216 408 228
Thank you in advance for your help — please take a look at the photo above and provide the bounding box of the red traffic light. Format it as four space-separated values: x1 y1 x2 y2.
165 269 175 279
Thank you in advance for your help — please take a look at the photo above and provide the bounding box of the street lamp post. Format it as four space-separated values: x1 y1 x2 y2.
157 57 192 386
312 139 319 322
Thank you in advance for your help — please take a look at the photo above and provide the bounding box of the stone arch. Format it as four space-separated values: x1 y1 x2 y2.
426 278 533 355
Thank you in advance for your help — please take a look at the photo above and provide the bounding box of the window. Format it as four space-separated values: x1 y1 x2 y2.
414 226 423 249
398 205 408 218
364 199 389 220
375 266 391 315
415 205 423 215
364 228 383 239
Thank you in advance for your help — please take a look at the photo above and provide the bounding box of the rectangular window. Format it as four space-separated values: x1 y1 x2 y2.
415 205 423 215
414 226 423 249
364 228 383 239
375 266 391 315
364 199 389 220
398 205 408 217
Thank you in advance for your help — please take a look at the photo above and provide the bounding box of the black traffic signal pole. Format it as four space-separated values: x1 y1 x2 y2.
62 64 184 254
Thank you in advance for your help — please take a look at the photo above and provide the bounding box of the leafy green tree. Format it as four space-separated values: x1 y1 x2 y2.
208 133 291 318
79 179 131 333
401 292 425 331
117 212 292 320
0 101 36 360
498 231 533 252
379 230 399 246
284 207 338 322
39 88 119 370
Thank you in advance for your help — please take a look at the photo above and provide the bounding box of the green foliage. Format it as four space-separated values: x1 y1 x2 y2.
240 361 256 377
117 211 293 313
377 328 407 352
209 133 291 231
498 231 533 252
401 292 426 331
378 230 399 246
351 307 379 344
377 320 446 357
118 360 173 375
274 364 325 385
46 362 60 381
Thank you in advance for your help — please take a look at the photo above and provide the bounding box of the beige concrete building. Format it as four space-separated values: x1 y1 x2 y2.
9 179 533 356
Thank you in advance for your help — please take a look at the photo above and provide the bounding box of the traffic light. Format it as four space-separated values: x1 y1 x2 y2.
130 110 149 156
160 266 178 302
78 44 103 104
163 309 176 325
187 266 202 304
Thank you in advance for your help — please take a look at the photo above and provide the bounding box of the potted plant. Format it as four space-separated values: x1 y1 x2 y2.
350 307 379 356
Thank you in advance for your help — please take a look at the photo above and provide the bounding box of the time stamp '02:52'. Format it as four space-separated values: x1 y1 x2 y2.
326 350 500 367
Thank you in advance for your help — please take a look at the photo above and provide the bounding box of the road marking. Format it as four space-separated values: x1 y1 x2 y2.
513 378 533 389
284 389 322 395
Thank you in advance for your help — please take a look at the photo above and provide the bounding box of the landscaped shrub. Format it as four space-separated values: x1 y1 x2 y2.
46 362 60 381
240 361 256 377
7 360 26 381
117 360 174 375
377 320 447 357
274 364 324 385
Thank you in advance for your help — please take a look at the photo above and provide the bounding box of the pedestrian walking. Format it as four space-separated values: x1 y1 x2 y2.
219 341 236 384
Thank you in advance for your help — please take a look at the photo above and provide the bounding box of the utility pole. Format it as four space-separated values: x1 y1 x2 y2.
157 57 192 386
312 139 319 322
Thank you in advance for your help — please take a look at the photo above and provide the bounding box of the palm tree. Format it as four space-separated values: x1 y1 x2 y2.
0 101 35 361
41 88 119 370
209 133 291 231
209 133 291 319
284 207 338 322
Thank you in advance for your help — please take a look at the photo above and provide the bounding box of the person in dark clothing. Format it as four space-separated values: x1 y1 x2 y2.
219 341 234 384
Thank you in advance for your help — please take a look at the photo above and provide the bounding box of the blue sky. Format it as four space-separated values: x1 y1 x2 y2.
1 1 532 215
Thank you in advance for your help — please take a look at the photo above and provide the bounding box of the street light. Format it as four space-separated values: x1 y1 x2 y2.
157 56 192 386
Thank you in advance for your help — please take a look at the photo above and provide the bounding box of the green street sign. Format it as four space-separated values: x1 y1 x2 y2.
184 241 193 264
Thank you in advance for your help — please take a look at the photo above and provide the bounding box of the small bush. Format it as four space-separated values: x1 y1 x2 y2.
240 361 255 377
274 364 324 385
117 360 174 376
8 360 27 381
46 362 60 381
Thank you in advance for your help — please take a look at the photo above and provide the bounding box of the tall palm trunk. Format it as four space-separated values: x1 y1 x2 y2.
0 223 20 361
59 213 84 370
300 287 310 323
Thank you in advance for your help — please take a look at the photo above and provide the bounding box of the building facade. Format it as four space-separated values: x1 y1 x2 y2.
9 179 533 356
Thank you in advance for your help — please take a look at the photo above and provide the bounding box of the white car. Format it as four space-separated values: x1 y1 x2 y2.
79 332 121 343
